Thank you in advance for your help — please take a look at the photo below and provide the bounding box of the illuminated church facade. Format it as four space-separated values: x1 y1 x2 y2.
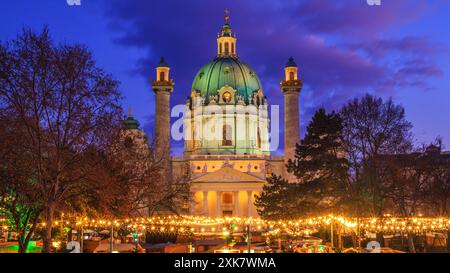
146 12 303 218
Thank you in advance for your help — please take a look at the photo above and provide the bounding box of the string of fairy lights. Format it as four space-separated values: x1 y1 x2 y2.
2 215 450 236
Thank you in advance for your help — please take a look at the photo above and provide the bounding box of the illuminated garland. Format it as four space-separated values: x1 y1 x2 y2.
1 215 450 235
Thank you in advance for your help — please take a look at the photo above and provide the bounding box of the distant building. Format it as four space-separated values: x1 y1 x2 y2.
374 144 450 216
376 145 450 169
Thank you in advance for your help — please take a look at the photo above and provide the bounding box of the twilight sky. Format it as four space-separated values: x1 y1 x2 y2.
1 0 449 155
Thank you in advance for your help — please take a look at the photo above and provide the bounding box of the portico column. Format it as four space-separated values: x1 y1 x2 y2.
189 191 196 215
203 191 208 216
247 190 253 217
217 191 222 217
234 191 239 216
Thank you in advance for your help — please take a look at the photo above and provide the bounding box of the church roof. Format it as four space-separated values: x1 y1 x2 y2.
285 56 298 68
123 116 140 130
191 57 263 104
192 166 266 183
157 57 169 68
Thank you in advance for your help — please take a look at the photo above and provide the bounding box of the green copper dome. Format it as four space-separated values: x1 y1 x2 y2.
191 56 263 104
123 116 140 130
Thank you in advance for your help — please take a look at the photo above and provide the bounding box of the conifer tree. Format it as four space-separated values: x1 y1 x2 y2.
256 108 350 219
286 108 349 214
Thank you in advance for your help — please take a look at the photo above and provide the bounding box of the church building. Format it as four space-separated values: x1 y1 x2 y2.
146 12 303 218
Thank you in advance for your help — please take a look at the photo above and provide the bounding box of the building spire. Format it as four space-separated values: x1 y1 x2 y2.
225 8 230 24
128 107 133 118
217 9 237 57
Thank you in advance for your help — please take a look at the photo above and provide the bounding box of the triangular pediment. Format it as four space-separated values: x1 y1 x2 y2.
192 166 266 183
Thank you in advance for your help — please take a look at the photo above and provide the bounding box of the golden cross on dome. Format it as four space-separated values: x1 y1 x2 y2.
224 8 230 24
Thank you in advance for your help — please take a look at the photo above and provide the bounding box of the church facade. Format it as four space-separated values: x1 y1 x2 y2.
148 13 302 218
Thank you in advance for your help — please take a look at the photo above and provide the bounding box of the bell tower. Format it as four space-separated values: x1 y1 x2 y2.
281 57 302 162
152 57 174 162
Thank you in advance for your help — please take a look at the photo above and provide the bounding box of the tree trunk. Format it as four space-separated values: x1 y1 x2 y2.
19 232 33 253
447 229 450 253
407 233 416 253
16 212 38 253
400 232 405 250
351 232 357 248
18 234 27 253
43 203 55 253
334 224 343 251
376 233 385 247
18 232 32 253
68 228 73 242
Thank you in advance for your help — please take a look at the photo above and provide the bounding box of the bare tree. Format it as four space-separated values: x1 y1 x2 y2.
340 94 413 216
422 139 450 216
0 28 123 252
426 169 450 216
373 141 450 252
377 155 428 217
0 113 43 253
106 131 190 217
374 139 450 218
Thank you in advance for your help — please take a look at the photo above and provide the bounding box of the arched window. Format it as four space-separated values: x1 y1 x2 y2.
289 71 294 81
225 42 229 54
231 43 235 54
222 124 232 146
219 43 223 54
160 71 165 81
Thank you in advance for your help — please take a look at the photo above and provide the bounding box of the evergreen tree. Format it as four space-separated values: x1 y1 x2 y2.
256 108 350 219
256 175 299 220
255 174 320 220
286 108 349 214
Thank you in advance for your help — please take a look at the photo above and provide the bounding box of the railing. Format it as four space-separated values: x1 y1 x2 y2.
151 80 174 86
280 79 302 86
172 154 284 161
198 140 257 148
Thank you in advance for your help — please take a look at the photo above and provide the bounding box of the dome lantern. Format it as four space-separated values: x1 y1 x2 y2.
284 57 299 82
155 56 171 82
217 9 237 57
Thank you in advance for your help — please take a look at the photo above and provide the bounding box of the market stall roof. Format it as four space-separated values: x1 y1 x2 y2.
93 243 143 253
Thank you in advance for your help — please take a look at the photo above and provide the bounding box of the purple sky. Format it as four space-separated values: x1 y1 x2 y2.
1 0 449 155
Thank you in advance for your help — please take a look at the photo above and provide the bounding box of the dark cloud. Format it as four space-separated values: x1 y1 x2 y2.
99 0 448 152
350 37 447 58
284 0 429 36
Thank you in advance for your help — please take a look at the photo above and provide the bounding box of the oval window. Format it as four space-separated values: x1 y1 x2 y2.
223 92 232 103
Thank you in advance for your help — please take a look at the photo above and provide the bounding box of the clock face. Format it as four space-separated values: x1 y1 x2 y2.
223 92 232 103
